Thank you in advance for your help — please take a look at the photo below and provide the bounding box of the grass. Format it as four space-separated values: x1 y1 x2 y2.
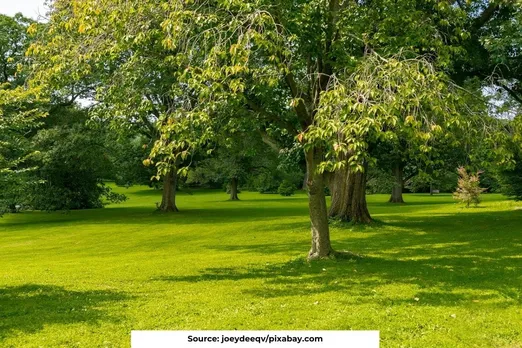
1 187 521 348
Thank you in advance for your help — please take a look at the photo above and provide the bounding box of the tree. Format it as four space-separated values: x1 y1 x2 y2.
453 167 487 207
28 1 212 213
156 1 477 254
499 154 522 200
449 1 522 100
190 132 269 201
498 115 522 200
315 54 469 223
28 110 126 211
0 13 44 215
28 0 507 260
0 14 33 85
109 133 158 188
329 156 372 223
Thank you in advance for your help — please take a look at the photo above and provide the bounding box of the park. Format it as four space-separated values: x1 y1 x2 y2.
1 0 521 347
1 188 521 347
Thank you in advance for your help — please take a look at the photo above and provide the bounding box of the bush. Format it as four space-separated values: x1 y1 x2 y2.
278 180 296 196
28 124 126 211
251 171 280 193
453 167 486 207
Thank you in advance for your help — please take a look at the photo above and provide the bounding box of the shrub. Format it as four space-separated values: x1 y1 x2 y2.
278 180 296 196
252 171 280 194
453 167 486 207
28 124 126 211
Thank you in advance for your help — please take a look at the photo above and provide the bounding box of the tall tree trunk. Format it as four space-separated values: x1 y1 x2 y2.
159 169 179 212
345 162 372 223
229 177 239 200
306 147 334 260
389 161 405 203
329 162 349 218
329 161 372 223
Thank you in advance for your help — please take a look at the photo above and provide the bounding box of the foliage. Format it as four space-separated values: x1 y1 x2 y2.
0 13 46 215
109 134 158 187
366 166 395 194
187 128 269 190
29 0 497 176
499 158 522 201
0 13 34 86
27 118 126 211
406 170 457 194
249 171 279 194
498 116 522 201
453 167 487 207
277 180 296 197
311 53 479 172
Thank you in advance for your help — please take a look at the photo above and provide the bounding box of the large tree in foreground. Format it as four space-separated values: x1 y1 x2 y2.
29 0 500 259
154 0 474 257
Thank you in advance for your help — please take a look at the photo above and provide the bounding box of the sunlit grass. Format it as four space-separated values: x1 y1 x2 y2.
1 187 521 347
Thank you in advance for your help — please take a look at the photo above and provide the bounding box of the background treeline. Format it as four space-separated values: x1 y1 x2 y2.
0 9 519 213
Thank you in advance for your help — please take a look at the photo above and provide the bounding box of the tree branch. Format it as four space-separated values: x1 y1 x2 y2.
284 72 311 128
473 3 500 30
499 82 522 104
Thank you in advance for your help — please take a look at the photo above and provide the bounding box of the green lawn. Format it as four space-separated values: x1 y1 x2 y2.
1 187 521 347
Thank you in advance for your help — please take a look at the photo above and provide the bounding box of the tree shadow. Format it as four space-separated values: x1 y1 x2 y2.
0 284 128 340
156 253 521 308
155 208 522 309
0 204 312 230
130 188 205 197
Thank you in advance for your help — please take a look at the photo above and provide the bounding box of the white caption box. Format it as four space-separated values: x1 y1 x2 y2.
131 330 379 348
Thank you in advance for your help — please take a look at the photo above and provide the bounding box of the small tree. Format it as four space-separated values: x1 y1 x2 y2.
453 167 487 208
278 180 296 197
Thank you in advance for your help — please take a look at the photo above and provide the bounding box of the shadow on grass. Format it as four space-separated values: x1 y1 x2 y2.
0 205 310 229
156 253 521 308
130 188 204 197
156 208 522 308
0 284 128 340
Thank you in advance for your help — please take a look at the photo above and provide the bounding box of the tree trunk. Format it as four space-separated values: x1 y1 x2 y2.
329 161 372 224
159 169 179 212
306 147 334 260
302 170 308 190
229 177 239 200
389 161 405 203
345 162 372 223
329 161 349 218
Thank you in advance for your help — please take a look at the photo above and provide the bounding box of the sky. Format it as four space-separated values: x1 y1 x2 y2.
0 0 46 19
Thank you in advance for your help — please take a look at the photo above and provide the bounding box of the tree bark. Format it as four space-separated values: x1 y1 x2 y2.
302 170 308 190
159 169 179 212
389 161 405 203
345 162 372 223
229 177 239 200
329 161 372 224
329 161 349 217
306 147 334 260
